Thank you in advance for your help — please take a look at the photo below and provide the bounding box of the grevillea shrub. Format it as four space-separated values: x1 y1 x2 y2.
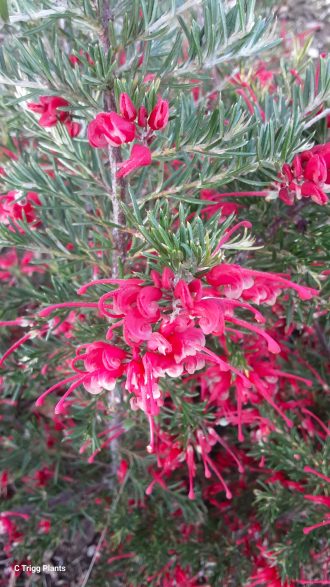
0 1 329 586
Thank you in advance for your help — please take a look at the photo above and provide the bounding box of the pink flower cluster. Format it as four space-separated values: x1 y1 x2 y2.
87 93 169 177
191 144 330 208
0 250 45 282
145 425 244 501
0 512 30 555
27 96 81 138
0 191 41 232
140 325 327 503
200 333 314 442
279 142 330 205
302 466 330 535
36 262 317 453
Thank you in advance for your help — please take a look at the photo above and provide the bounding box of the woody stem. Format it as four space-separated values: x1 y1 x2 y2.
100 0 127 491
101 2 129 279
107 141 128 278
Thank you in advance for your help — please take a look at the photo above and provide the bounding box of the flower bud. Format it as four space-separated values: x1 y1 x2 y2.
65 120 81 138
148 98 169 130
119 93 137 122
137 106 148 127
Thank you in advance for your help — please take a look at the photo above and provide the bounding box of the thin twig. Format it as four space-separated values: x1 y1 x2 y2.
304 108 330 130
100 3 129 276
107 142 129 277
79 524 108 587
146 0 202 34
79 478 128 587
98 0 129 485
315 321 330 358
142 165 259 202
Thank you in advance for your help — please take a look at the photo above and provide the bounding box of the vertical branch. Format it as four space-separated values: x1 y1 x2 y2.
107 143 128 278
100 0 111 53
100 3 129 277
99 0 128 479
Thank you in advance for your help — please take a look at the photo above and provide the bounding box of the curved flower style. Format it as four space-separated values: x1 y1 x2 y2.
34 341 127 415
302 466 330 535
145 424 244 501
200 334 314 441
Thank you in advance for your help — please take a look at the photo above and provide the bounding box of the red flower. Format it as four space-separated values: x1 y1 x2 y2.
117 459 129 483
34 466 53 487
69 54 80 66
0 250 45 282
27 96 70 127
65 120 81 138
87 112 136 148
248 561 295 586
35 263 317 452
27 96 80 137
0 512 29 554
0 470 9 497
116 144 152 178
74 341 126 394
254 62 276 91
206 263 318 303
148 98 169 130
38 519 51 534
279 142 330 205
0 191 41 232
119 93 137 121
69 50 94 67
35 341 127 414
302 466 330 535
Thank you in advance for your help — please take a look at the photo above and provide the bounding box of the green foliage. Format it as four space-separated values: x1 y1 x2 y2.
0 0 9 22
252 426 330 580
0 1 329 585
124 198 256 273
